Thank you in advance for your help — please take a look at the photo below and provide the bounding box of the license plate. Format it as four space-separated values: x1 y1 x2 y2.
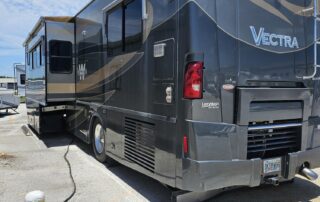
263 158 281 174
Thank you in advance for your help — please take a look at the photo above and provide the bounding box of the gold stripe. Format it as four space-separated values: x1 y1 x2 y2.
250 0 292 25
76 52 137 92
47 83 75 94
279 0 313 16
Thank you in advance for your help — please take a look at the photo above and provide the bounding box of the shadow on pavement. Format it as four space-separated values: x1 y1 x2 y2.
0 111 19 118
35 132 172 201
34 132 320 202
212 178 320 202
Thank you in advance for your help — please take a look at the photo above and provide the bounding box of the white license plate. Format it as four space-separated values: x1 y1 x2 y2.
263 158 281 174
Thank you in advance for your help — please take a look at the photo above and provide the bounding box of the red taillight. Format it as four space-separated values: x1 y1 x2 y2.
183 136 188 154
183 62 204 99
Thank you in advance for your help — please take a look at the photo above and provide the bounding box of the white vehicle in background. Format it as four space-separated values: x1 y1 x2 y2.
14 64 26 97
0 93 20 113
0 88 20 113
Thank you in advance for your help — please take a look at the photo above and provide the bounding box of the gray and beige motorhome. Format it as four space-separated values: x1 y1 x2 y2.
24 0 320 197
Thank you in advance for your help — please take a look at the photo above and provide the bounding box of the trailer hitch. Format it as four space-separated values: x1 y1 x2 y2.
264 177 280 186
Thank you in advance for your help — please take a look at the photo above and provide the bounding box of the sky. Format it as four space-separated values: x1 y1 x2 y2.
0 0 91 77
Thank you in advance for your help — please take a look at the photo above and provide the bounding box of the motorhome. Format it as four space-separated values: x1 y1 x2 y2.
24 0 320 196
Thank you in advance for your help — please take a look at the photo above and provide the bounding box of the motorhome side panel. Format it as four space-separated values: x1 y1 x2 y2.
25 25 46 133
22 0 320 194
46 21 75 102
72 0 179 186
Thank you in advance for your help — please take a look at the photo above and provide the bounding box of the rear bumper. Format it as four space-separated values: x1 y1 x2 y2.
181 147 320 192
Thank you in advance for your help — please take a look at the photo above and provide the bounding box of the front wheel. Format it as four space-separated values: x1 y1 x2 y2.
92 119 108 163
91 119 116 165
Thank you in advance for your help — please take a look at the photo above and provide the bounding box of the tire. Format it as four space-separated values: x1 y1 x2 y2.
92 119 108 163
91 118 116 166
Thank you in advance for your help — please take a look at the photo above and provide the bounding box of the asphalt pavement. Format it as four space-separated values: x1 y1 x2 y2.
0 105 319 202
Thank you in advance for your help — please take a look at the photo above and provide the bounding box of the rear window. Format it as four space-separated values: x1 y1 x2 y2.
49 40 73 73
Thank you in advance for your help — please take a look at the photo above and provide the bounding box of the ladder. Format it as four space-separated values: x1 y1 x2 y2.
304 0 320 80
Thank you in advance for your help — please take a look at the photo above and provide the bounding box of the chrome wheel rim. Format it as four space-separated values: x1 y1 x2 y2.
94 123 105 154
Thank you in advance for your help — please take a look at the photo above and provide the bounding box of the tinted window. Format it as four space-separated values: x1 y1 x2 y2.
37 45 41 67
26 53 30 65
20 74 26 85
42 42 46 65
32 49 38 69
106 0 142 56
30 43 42 69
125 0 142 52
31 51 34 70
50 40 72 56
107 7 123 56
49 40 73 73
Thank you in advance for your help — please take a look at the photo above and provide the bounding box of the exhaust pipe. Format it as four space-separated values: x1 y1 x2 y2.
300 167 318 181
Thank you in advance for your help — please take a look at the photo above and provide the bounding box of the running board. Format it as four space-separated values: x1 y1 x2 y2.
171 188 235 202
42 105 76 112
248 123 302 131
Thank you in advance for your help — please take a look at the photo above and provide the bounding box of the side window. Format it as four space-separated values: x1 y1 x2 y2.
106 0 142 56
32 49 37 69
49 40 73 73
31 44 41 69
26 52 30 66
42 42 46 66
107 6 123 56
124 0 142 52
37 45 41 67
20 74 26 85
31 51 33 70
29 51 32 69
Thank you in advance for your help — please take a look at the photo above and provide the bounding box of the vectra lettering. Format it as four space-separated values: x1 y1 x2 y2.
250 26 299 49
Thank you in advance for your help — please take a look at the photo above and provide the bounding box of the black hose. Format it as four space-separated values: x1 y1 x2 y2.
64 139 76 202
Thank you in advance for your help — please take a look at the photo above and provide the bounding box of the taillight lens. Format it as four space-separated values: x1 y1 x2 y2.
183 62 204 99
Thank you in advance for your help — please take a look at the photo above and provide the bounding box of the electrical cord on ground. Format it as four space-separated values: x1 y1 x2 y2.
64 139 76 202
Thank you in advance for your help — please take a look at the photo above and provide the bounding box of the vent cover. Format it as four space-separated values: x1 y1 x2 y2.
247 120 302 159
124 117 155 173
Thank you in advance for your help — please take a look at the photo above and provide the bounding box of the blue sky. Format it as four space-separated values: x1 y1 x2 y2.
0 0 91 77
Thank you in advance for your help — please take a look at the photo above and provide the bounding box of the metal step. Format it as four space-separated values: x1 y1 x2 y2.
171 188 235 202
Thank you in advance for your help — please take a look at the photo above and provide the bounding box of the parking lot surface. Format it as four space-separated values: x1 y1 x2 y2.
0 105 319 202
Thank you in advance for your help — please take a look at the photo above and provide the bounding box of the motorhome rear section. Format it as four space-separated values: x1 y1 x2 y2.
24 0 320 193
24 17 75 134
